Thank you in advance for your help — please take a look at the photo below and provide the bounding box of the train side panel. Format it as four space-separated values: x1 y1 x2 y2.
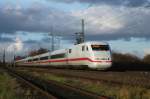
50 49 68 67
67 43 93 68
15 41 112 70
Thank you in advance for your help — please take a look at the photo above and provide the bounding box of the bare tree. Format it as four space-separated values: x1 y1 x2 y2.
28 48 48 56
143 54 150 64
112 52 140 63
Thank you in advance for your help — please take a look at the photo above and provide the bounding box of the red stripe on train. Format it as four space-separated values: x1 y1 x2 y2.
23 58 112 64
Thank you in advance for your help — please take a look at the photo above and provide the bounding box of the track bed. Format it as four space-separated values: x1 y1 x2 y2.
4 67 110 99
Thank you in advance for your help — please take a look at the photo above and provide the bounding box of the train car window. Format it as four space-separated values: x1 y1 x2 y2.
28 59 32 62
33 58 38 61
51 53 66 59
69 49 71 53
91 45 109 51
40 56 48 60
82 46 85 51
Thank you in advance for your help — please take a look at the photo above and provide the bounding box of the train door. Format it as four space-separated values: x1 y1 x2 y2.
67 48 72 65
67 47 77 66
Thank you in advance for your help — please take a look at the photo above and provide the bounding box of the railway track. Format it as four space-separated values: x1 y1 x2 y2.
16 67 150 88
4 66 110 99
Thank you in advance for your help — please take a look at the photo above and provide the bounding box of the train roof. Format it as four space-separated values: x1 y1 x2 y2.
15 58 26 62
82 41 108 45
32 55 40 59
39 52 50 57
51 49 67 55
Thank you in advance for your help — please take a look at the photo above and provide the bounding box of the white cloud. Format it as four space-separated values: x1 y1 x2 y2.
71 5 150 40
15 37 23 51
144 48 150 55
1 3 150 40
7 37 23 52
72 5 124 34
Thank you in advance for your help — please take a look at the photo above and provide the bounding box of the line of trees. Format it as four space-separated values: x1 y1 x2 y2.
112 52 150 64
28 48 49 56
111 52 150 71
143 54 150 64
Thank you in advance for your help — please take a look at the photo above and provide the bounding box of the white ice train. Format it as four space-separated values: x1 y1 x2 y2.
15 41 112 70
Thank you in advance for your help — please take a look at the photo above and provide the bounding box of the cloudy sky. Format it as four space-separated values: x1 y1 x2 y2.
0 0 150 61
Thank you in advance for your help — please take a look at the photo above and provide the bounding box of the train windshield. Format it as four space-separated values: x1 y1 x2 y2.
91 45 109 51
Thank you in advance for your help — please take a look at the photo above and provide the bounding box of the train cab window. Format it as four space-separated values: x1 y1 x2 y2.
91 45 109 51
82 46 85 51
69 49 71 53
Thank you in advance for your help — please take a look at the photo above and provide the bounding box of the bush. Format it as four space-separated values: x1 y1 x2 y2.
143 54 150 64
112 52 140 63
110 52 150 71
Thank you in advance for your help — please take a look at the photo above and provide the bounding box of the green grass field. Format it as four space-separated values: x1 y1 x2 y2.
0 72 18 99
0 70 38 99
36 72 150 99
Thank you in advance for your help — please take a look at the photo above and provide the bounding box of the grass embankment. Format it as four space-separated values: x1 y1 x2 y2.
0 70 39 99
0 72 18 99
31 72 150 99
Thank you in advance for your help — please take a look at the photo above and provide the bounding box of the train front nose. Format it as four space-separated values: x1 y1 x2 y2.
96 61 112 70
88 61 112 70
92 55 112 69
